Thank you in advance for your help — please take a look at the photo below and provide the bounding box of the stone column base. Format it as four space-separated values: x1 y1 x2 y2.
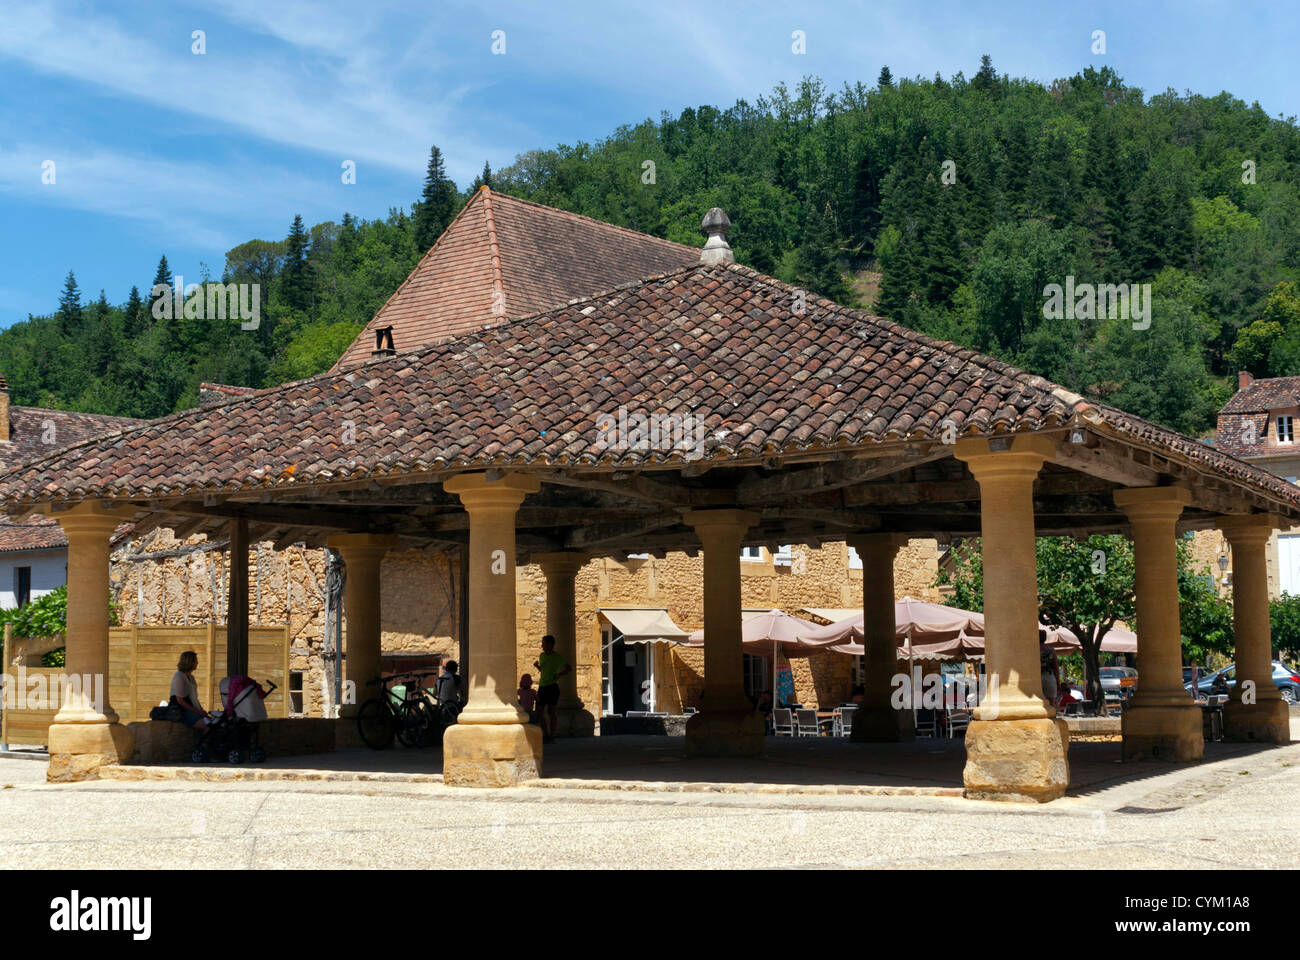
1224 699 1291 744
1122 704 1204 761
555 707 597 738
442 722 543 786
46 721 134 782
850 706 915 742
684 709 764 758
962 717 1069 803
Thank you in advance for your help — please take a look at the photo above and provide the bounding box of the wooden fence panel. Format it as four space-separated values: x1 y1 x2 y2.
4 622 290 742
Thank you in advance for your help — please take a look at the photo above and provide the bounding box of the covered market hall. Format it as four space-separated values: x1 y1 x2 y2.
2 222 1297 802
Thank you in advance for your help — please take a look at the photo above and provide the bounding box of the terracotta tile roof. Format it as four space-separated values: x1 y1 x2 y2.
331 187 700 370
0 405 142 552
3 262 1300 516
1220 376 1300 415
0 515 67 553
0 406 141 476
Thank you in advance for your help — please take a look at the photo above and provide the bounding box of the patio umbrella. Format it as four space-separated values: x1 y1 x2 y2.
1043 624 1138 654
685 609 828 706
797 597 985 648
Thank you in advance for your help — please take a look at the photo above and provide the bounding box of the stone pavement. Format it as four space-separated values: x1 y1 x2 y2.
1 727 1298 869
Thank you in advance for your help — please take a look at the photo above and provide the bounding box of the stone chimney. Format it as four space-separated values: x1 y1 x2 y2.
1238 370 1255 391
0 373 9 443
700 208 733 265
372 325 396 359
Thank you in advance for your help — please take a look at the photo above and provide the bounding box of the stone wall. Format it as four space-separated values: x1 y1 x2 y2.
113 531 459 719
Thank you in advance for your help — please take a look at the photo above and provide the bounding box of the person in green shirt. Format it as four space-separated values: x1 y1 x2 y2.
533 634 571 743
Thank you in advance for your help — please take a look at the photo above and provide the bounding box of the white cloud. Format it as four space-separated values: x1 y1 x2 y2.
0 0 502 182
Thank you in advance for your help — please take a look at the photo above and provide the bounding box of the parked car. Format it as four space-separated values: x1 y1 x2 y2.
1100 666 1139 702
1184 661 1300 703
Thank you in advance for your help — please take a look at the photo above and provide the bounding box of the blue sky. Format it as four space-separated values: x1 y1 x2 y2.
1 0 1297 328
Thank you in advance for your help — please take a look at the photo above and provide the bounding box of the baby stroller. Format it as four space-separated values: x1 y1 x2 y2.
191 675 277 764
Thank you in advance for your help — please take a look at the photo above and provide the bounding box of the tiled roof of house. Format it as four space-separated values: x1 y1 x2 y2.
330 187 700 370
3 261 1299 515
1220 376 1300 415
0 406 142 552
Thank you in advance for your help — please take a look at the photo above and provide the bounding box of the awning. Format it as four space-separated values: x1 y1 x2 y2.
598 608 691 646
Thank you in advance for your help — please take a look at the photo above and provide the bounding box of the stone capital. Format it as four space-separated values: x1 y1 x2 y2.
1217 513 1277 546
326 532 398 557
954 434 1056 482
444 472 541 512
533 551 589 577
845 532 904 555
681 508 759 541
54 503 127 539
1114 486 1192 523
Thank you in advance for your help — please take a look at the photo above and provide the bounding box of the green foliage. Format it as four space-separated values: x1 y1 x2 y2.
0 586 68 639
1269 593 1300 662
938 536 1236 685
41 647 65 668
0 585 119 640
7 62 1300 437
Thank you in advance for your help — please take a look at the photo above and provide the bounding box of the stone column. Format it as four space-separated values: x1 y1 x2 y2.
1113 486 1202 761
534 552 595 737
847 533 913 741
682 508 765 757
1220 514 1290 743
442 473 542 785
955 436 1068 802
326 533 396 724
47 505 133 781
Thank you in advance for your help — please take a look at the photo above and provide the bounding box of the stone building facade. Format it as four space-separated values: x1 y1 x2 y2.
114 534 942 720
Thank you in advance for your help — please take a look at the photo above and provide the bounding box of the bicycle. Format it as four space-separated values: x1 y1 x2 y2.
356 671 438 750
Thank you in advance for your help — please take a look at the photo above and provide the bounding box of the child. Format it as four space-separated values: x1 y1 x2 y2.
518 673 538 724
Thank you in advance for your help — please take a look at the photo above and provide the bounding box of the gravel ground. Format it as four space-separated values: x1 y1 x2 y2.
2 736 1298 869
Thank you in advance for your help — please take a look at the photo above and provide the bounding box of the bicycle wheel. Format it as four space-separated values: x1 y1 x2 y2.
396 699 431 748
357 697 395 750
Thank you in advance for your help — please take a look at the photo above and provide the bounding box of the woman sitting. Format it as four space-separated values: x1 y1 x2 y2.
170 650 208 731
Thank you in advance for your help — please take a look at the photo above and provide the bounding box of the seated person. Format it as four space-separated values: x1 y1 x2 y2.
170 650 208 731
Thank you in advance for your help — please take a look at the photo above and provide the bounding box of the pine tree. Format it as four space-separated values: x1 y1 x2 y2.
413 146 457 252
794 203 851 304
972 55 998 94
124 285 144 338
56 270 82 335
281 214 311 311
152 255 172 289
470 161 494 191
877 66 894 90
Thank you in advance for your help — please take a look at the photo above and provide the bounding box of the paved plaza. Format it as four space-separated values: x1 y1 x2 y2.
2 724 1297 869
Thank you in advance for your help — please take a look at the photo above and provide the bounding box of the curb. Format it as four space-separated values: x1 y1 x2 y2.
102 765 443 784
97 764 964 797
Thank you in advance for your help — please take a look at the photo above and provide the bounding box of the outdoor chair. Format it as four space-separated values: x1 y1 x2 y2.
914 708 937 738
945 708 972 738
795 708 821 737
772 708 794 736
835 705 857 737
625 711 648 717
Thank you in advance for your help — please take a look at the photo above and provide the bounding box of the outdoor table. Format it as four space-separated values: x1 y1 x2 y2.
816 711 837 735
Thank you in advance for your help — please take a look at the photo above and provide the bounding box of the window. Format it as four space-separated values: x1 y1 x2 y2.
740 546 764 562
14 566 31 608
848 545 863 570
742 654 769 700
288 670 304 716
1278 416 1295 444
773 544 794 567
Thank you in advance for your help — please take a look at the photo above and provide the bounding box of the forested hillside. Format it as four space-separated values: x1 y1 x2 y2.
4 60 1300 436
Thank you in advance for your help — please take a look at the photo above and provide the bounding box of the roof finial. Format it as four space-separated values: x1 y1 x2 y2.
700 207 733 265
